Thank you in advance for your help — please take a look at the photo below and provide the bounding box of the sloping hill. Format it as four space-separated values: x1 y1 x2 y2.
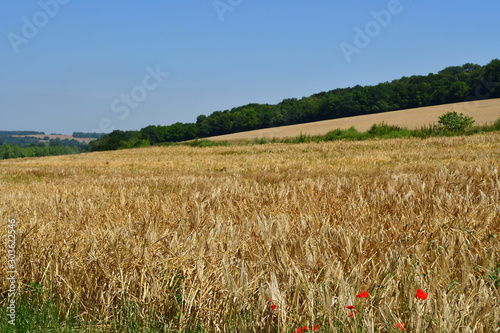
203 98 500 141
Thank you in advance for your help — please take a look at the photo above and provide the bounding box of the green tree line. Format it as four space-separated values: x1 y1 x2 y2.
88 59 500 152
0 143 82 160
0 131 44 135
72 132 105 139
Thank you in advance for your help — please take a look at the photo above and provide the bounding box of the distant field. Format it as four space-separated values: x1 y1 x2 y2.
204 98 500 141
1 133 499 331
12 134 92 143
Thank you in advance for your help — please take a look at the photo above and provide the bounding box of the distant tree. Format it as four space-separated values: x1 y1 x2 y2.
196 115 214 137
449 82 470 102
484 59 500 98
1 144 15 159
49 139 63 147
462 63 481 73
72 132 105 139
87 130 139 151
0 131 44 136
139 126 159 144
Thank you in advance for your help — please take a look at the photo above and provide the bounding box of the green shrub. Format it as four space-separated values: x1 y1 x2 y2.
367 123 402 136
184 140 229 147
323 126 364 141
493 116 500 130
438 112 475 131
366 123 413 139
323 129 343 141
341 126 364 140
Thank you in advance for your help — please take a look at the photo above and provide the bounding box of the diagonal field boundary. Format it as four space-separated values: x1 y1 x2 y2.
202 98 500 141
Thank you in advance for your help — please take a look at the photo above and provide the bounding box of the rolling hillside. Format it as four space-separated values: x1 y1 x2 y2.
202 98 500 141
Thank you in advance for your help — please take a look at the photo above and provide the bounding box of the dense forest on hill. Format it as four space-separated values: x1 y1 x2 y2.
83 59 498 151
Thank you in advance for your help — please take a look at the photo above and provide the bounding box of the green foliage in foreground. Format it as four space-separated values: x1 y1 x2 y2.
2 261 500 333
0 282 205 333
0 282 80 333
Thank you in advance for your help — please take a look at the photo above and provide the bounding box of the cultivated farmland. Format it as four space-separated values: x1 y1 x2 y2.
1 133 499 332
204 98 500 141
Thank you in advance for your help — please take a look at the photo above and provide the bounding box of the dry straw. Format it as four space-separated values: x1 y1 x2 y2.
0 133 499 331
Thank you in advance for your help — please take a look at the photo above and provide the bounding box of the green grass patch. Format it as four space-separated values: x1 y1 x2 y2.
172 116 500 148
0 280 209 333
182 139 231 147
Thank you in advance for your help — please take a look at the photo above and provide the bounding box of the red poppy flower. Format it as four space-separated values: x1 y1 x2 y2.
270 304 277 311
348 310 358 318
415 289 428 300
346 305 355 310
357 291 369 298
302 326 308 331
296 329 302 333
395 322 405 331
313 324 320 331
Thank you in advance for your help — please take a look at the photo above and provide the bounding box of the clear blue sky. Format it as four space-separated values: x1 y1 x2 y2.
1 0 499 134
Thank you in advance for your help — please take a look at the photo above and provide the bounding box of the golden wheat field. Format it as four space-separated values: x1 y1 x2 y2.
1 133 500 332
